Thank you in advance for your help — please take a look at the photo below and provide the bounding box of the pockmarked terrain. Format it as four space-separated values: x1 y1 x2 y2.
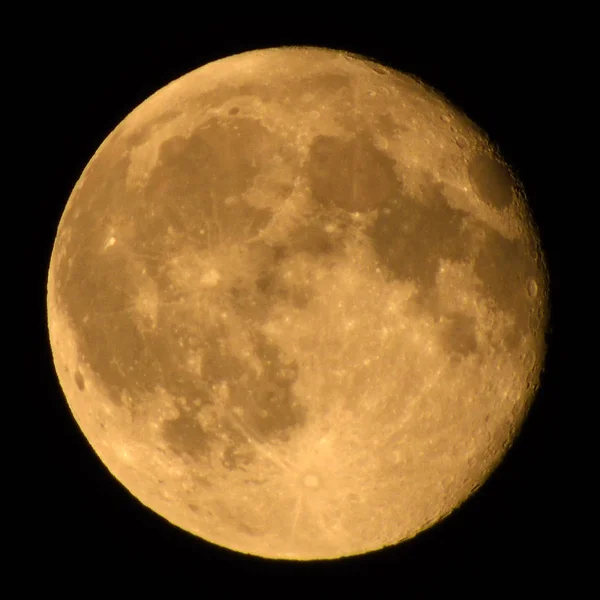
47 47 548 560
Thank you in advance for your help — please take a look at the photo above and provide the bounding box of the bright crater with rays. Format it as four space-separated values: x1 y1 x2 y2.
47 46 548 560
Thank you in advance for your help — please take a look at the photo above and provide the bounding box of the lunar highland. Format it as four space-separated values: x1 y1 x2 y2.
47 46 548 559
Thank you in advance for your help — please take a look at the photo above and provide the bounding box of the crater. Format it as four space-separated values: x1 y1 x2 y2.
371 64 388 75
74 370 85 391
527 278 538 298
303 474 320 488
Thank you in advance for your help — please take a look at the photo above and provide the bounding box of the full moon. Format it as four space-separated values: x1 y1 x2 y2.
47 46 548 560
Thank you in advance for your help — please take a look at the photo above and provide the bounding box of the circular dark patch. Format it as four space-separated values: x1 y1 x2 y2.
74 370 85 391
468 153 515 210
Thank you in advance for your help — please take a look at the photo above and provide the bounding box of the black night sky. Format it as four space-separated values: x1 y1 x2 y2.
28 16 576 593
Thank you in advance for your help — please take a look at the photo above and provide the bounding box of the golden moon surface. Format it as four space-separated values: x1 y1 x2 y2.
47 46 548 560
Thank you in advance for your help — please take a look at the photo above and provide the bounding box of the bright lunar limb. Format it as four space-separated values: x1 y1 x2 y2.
47 46 548 560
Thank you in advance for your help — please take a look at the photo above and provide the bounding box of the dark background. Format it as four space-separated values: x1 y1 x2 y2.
29 17 574 593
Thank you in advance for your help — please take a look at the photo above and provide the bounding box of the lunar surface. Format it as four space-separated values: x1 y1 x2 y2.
47 46 548 560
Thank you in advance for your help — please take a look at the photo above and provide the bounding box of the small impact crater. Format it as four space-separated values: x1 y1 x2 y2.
74 370 85 391
527 278 539 298
303 474 320 488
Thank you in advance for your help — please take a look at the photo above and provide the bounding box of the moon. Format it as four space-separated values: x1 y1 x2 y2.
47 46 548 560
